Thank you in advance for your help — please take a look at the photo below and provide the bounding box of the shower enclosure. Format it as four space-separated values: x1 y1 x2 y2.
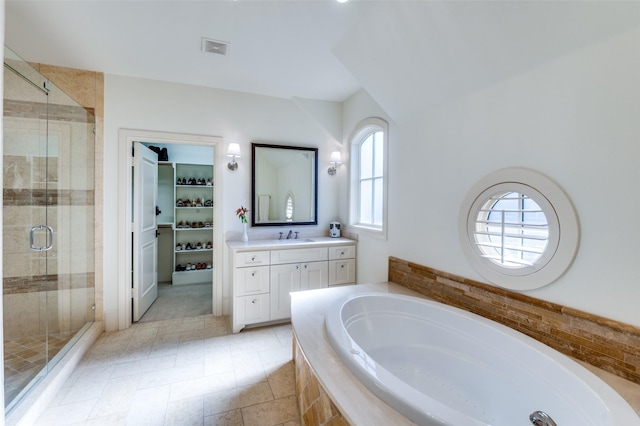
2 46 95 414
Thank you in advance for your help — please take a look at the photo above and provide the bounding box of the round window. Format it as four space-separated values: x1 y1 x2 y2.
459 168 579 290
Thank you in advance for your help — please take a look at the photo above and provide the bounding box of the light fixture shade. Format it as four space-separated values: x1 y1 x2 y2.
227 143 241 158
330 151 342 163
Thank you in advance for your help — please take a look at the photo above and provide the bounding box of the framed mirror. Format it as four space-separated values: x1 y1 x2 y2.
252 143 318 226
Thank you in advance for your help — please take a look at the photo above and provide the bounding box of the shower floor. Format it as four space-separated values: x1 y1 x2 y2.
4 332 73 407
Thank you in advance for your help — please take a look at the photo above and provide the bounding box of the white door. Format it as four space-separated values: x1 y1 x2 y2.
132 142 159 321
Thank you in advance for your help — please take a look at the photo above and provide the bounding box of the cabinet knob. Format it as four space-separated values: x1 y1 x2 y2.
341 264 345 269
340 251 345 256
251 272 256 277
251 256 256 261
304 265 308 269
295 265 299 270
251 299 257 304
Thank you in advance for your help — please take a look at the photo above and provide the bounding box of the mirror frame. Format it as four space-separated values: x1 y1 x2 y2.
251 143 319 227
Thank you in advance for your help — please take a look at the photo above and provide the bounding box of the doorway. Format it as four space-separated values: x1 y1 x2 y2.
137 142 215 322
118 129 223 330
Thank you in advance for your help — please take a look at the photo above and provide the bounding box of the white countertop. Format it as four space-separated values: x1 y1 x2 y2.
290 282 640 424
226 236 355 251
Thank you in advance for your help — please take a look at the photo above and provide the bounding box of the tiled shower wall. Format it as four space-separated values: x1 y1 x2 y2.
388 257 640 385
3 63 104 337
36 64 105 325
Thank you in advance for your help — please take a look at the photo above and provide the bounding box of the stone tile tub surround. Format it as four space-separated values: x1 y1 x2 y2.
388 257 640 387
291 282 640 425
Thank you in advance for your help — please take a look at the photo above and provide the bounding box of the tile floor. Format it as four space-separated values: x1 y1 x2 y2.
35 315 300 425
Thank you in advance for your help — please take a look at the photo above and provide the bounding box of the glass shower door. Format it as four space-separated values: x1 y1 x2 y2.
3 46 95 413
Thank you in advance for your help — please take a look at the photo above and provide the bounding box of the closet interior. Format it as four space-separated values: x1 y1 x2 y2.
143 143 214 318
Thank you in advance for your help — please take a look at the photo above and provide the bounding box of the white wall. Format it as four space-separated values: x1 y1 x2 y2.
103 75 342 328
344 27 640 327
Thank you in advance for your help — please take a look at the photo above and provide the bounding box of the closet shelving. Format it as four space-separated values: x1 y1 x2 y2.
167 163 214 285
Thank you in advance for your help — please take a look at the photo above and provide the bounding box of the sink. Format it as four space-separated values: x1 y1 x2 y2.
275 238 314 244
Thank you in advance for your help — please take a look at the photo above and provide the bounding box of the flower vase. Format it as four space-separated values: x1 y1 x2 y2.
242 222 248 242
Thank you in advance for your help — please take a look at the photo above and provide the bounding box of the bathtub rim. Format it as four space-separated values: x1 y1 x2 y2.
291 283 640 426
325 291 639 425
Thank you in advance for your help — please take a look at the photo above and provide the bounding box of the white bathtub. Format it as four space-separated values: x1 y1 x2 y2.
325 292 640 426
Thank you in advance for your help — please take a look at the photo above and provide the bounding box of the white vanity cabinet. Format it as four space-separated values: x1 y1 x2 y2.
228 238 356 333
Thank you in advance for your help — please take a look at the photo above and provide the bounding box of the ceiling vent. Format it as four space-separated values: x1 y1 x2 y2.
201 38 230 56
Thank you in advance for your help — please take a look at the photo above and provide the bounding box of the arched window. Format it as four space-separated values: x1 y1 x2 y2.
285 192 294 221
349 118 388 239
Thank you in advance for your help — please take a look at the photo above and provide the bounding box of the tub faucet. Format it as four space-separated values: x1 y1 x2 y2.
286 230 294 239
529 411 557 426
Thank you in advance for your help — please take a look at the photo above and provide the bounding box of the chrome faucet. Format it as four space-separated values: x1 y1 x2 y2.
529 411 557 426
286 230 294 239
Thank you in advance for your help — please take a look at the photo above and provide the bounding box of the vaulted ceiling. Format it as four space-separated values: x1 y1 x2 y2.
6 1 640 121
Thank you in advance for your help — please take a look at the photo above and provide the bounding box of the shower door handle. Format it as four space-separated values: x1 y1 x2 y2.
30 224 54 252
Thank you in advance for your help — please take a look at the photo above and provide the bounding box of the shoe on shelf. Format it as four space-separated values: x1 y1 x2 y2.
206 241 212 249
195 198 203 207
206 178 213 186
176 199 184 207
176 243 183 251
204 199 213 207
207 263 212 269
196 242 202 250
185 242 193 250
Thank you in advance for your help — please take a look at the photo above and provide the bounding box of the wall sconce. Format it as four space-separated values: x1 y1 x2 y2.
328 151 342 175
227 143 241 171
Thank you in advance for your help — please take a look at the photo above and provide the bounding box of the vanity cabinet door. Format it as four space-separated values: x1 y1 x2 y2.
270 263 301 320
301 261 328 291
329 259 356 286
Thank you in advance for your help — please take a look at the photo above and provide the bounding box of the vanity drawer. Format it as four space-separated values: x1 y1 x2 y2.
235 250 270 267
328 245 356 260
235 266 270 296
270 247 328 265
